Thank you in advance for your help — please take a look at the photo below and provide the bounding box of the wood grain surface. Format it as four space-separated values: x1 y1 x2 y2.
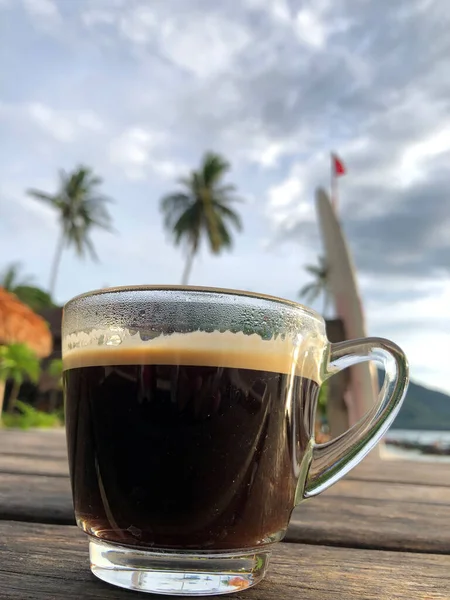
2 430 450 598
2 429 450 486
2 471 450 553
0 429 67 458
1 520 449 600
347 456 450 487
0 473 73 524
289 495 450 553
0 453 68 476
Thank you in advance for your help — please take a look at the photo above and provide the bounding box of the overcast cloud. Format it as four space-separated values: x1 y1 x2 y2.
0 0 449 393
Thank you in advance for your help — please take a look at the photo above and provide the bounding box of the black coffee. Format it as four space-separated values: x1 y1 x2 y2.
64 344 319 550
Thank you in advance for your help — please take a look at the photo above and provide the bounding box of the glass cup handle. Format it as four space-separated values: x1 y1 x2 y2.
304 337 409 498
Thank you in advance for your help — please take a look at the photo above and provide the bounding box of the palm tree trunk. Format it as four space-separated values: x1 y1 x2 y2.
323 292 329 318
0 380 5 419
48 231 65 296
6 380 21 413
181 248 195 285
48 389 58 412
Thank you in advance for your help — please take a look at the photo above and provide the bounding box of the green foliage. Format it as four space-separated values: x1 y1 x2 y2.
2 400 62 429
160 151 242 284
0 343 40 385
299 256 331 315
28 166 114 258
11 285 54 312
1 263 55 311
1 262 34 290
27 165 114 293
317 379 329 419
47 358 63 389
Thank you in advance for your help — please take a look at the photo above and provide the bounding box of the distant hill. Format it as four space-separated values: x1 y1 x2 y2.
377 373 450 430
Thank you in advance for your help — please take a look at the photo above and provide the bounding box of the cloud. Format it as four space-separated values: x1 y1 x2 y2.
345 178 450 277
399 123 450 185
27 103 104 142
82 2 251 79
1 0 450 394
23 0 60 21
243 0 291 23
258 10 450 277
81 7 116 28
109 127 182 181
365 276 450 391
294 8 328 48
0 102 104 143
158 15 250 79
269 176 304 208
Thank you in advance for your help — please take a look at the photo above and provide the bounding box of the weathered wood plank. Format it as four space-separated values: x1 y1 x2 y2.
0 454 68 476
5 464 449 506
2 466 450 512
3 430 450 488
4 451 450 493
2 472 450 553
289 496 450 553
0 474 74 524
4 452 450 506
323 479 450 504
347 455 450 487
0 429 66 459
1 521 449 599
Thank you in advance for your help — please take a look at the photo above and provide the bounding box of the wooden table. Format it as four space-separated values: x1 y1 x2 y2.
1 429 449 599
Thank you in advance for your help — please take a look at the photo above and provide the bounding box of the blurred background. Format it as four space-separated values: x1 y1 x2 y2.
0 0 449 454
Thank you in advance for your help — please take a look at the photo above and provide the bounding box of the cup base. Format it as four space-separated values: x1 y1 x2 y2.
89 538 271 596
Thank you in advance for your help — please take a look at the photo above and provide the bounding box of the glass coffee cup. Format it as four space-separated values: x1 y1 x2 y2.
63 286 409 596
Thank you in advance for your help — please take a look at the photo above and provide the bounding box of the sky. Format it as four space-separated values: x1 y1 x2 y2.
0 0 449 394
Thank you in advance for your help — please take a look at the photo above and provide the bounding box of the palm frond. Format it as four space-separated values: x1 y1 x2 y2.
177 175 195 189
1 265 16 290
213 203 243 231
58 168 69 188
12 285 54 311
172 204 202 247
160 152 242 276
83 236 99 261
215 219 233 250
214 183 237 196
27 189 59 207
160 193 191 220
299 283 321 303
300 255 331 313
202 152 230 187
0 343 40 384
82 199 114 232
299 283 316 296
0 263 34 291
305 265 321 276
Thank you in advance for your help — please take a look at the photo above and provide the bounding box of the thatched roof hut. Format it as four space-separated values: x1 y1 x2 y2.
0 287 52 357
0 287 53 413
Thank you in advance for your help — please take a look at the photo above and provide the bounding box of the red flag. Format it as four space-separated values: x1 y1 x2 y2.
332 154 346 177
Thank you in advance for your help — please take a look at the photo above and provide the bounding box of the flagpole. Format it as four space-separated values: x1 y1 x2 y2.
330 153 338 211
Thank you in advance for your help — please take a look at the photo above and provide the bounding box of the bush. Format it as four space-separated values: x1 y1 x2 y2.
2 400 62 429
317 379 329 419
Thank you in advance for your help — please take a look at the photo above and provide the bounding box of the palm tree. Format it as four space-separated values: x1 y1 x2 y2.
160 152 243 284
1 262 34 290
1 263 54 312
27 166 114 295
299 256 331 316
0 343 40 413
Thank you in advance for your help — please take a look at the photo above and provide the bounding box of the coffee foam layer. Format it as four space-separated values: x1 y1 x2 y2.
62 330 325 382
